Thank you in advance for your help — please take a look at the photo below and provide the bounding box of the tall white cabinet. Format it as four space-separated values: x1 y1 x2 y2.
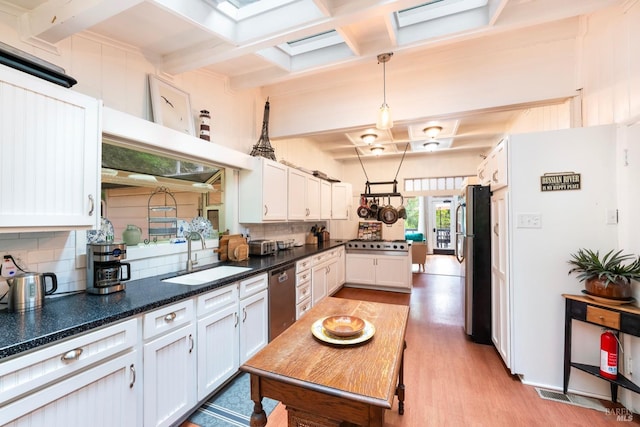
0 64 101 231
491 187 511 369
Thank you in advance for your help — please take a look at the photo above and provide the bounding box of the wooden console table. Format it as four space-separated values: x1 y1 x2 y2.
240 296 409 427
563 294 640 402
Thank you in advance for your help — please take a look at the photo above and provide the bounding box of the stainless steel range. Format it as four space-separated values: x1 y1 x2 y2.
345 239 410 255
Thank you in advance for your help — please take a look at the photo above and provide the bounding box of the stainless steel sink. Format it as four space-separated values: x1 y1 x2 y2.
162 266 252 285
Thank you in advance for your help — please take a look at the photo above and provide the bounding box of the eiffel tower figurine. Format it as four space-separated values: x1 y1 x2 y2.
250 97 277 161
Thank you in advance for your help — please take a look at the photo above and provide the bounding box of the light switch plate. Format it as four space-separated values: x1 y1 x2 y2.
516 213 542 228
606 209 618 224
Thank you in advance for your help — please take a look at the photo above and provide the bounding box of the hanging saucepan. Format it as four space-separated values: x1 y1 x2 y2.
357 196 371 218
369 198 379 218
397 196 407 220
379 196 398 225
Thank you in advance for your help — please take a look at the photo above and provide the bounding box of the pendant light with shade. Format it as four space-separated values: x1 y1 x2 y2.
376 52 394 130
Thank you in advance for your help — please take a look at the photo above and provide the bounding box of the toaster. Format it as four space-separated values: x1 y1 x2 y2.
249 239 276 256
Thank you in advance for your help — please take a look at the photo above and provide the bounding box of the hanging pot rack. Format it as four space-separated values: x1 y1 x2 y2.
355 143 409 202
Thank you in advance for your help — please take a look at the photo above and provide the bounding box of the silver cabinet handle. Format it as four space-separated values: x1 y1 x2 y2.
243 307 247 322
264 205 268 216
88 194 95 216
492 170 499 182
129 364 136 388
164 312 177 322
494 223 499 236
188 334 194 353
234 312 239 327
61 348 83 362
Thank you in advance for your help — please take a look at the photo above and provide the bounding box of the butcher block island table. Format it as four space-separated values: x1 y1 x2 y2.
240 296 410 427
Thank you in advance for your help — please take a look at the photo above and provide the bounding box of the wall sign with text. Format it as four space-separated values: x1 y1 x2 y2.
540 172 581 192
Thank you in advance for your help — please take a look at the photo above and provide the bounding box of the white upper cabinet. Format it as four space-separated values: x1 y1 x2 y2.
239 157 288 222
478 139 508 190
0 64 101 231
331 182 352 220
288 168 321 221
320 180 332 220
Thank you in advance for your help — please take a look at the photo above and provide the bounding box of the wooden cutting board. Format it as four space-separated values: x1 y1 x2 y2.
227 236 247 261
232 243 249 262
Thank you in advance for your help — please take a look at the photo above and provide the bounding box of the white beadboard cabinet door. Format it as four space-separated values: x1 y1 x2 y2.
0 64 101 231
197 303 239 400
143 323 197 427
238 289 268 365
0 351 137 427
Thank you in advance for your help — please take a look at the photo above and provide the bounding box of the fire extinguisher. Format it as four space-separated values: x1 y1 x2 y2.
600 330 618 380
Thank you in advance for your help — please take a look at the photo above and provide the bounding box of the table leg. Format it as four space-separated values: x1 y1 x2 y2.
249 374 267 427
563 299 572 394
611 383 619 403
396 340 407 415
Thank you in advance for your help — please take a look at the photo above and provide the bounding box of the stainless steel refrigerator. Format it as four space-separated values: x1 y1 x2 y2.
455 184 492 344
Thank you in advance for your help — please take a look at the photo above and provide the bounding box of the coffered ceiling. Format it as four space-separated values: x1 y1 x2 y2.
0 0 621 159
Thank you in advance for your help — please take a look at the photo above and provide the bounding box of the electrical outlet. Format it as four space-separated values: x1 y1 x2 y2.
606 209 618 225
1 251 27 271
516 213 542 229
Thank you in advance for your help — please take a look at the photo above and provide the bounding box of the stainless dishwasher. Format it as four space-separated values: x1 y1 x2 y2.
268 263 296 341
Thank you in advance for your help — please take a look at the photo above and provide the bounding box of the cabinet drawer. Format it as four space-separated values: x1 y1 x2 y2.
197 284 238 317
296 257 312 272
239 273 268 299
312 252 331 266
296 281 311 304
0 318 137 405
296 297 312 319
143 299 194 340
586 305 620 329
296 270 311 284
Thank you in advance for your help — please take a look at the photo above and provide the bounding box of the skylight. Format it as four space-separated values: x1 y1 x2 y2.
214 0 296 21
396 0 488 28
279 30 344 56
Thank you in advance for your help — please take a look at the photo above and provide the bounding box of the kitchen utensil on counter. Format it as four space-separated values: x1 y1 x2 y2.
228 235 248 260
248 239 276 256
7 271 58 313
122 224 142 246
86 242 130 294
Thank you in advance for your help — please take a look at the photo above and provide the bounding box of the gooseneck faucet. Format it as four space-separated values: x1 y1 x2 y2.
186 231 206 272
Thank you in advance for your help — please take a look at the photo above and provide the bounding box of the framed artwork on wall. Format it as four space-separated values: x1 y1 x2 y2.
148 75 195 136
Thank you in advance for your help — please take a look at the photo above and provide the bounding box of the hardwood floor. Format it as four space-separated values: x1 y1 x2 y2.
265 255 639 426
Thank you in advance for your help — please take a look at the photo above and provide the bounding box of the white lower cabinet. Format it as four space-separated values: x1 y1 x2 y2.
296 257 313 319
310 248 345 306
143 299 196 427
0 319 139 427
196 284 240 400
345 253 412 292
239 274 269 365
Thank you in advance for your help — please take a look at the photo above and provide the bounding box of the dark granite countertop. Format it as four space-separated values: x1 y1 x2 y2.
0 240 346 360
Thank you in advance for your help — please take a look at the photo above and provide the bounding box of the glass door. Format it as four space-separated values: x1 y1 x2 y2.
431 198 454 255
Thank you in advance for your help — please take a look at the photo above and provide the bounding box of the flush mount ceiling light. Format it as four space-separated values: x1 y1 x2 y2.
376 52 394 130
423 126 443 138
360 133 378 145
423 140 440 152
370 144 385 155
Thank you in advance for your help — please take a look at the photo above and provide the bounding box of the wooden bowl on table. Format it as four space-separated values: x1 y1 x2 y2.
322 315 366 338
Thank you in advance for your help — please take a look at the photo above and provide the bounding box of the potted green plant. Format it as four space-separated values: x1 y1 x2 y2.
568 249 640 299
